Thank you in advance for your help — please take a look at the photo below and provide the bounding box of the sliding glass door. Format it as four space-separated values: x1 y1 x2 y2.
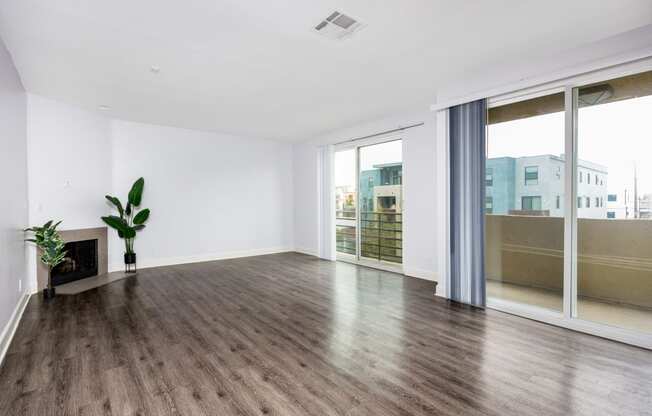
335 139 403 270
485 92 566 312
575 71 652 334
486 66 652 347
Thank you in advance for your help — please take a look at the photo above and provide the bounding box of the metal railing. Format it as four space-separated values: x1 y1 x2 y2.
336 209 356 219
336 211 402 264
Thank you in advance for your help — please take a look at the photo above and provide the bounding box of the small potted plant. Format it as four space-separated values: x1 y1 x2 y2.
102 177 150 273
25 220 66 299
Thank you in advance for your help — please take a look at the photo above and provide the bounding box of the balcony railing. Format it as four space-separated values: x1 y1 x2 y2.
336 209 356 220
486 214 652 308
336 211 402 264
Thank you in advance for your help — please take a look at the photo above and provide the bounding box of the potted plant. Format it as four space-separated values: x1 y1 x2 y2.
25 220 67 299
102 177 150 273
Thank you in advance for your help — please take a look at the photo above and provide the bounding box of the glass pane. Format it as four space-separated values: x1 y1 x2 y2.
335 149 357 256
359 140 403 264
575 70 652 333
486 92 565 311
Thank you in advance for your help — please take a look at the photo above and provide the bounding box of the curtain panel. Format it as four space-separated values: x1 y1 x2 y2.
448 99 487 307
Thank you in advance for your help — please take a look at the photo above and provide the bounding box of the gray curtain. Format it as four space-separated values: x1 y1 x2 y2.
449 99 486 307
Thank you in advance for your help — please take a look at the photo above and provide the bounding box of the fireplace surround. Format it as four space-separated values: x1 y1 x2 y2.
36 227 108 290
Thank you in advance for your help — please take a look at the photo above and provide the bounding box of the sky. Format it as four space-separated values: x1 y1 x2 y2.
489 94 652 197
334 139 402 189
334 94 652 198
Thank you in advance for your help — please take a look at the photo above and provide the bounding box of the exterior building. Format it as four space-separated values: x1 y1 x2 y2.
360 162 402 213
640 193 652 219
606 190 631 219
335 185 356 218
487 154 608 218
336 162 403 263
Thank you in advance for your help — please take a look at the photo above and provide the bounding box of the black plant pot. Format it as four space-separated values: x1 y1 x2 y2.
124 252 137 273
43 287 56 300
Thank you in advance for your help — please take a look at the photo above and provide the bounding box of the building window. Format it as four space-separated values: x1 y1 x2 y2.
608 194 617 202
524 166 538 185
579 171 583 183
486 196 493 214
378 196 397 211
607 211 616 219
556 195 561 209
578 197 582 208
586 197 591 208
486 168 493 187
595 197 599 207
587 173 591 184
522 196 542 211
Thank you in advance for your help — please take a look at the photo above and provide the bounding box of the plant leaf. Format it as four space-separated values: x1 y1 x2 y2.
133 224 145 231
101 216 130 234
123 227 136 239
133 209 150 225
128 177 145 206
105 195 124 218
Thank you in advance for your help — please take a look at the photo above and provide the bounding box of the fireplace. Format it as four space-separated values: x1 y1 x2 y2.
36 227 108 290
51 239 98 286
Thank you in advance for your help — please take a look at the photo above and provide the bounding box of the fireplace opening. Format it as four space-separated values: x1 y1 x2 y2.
51 239 99 286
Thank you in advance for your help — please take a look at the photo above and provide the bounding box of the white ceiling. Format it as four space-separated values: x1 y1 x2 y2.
0 0 650 141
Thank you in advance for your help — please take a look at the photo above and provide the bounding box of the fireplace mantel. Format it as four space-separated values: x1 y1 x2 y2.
36 226 108 290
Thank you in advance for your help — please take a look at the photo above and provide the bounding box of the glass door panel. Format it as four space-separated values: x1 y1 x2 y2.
486 92 565 311
335 149 357 257
575 70 652 333
358 140 403 264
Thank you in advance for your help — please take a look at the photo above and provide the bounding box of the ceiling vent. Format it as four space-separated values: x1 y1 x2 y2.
314 11 364 40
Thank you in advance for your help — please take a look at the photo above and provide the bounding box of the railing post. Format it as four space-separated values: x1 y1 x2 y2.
378 212 382 261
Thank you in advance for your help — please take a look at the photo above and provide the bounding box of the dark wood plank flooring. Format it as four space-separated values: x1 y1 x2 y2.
1 252 650 415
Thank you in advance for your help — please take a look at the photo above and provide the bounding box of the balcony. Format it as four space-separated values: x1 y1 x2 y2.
336 210 403 264
486 214 652 333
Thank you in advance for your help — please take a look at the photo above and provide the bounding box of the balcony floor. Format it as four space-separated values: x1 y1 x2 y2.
487 280 652 334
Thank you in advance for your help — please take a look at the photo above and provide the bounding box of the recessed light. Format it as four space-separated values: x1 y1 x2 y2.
150 65 161 74
98 105 111 111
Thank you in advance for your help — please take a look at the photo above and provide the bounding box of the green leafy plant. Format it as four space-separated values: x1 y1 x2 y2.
102 177 150 256
25 220 66 296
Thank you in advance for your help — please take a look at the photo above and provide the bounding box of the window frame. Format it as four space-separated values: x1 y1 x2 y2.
524 165 539 186
485 58 652 349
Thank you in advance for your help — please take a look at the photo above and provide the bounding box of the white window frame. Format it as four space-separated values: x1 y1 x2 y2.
333 135 404 275
486 57 652 349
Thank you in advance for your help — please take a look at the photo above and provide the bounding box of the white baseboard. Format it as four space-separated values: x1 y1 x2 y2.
108 246 294 272
404 267 437 281
0 291 30 366
293 247 319 257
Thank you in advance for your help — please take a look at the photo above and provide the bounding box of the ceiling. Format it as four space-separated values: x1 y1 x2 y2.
0 1 650 141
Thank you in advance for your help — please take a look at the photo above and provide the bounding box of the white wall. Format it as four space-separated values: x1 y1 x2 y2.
292 109 442 285
25 97 294 287
109 120 294 270
26 94 111 291
0 37 28 355
293 144 319 256
27 95 112 228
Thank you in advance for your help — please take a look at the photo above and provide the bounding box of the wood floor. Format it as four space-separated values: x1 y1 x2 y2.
1 253 650 416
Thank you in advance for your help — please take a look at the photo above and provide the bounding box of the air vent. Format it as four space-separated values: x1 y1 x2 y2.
314 11 364 40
